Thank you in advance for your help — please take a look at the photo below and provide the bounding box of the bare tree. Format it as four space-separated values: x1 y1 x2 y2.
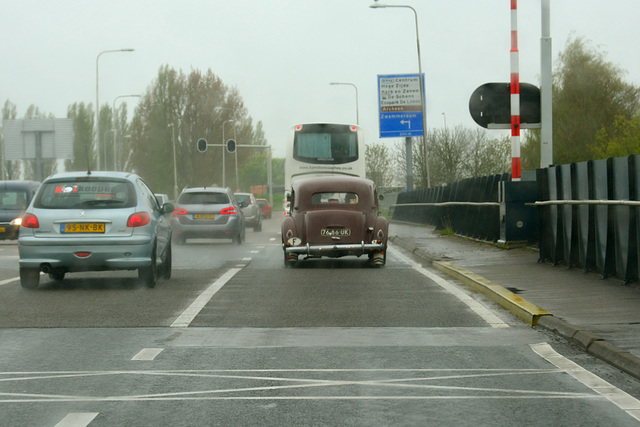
366 142 393 189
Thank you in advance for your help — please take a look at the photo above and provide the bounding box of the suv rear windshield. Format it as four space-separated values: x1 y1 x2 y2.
34 179 137 209
178 192 229 204
234 194 251 205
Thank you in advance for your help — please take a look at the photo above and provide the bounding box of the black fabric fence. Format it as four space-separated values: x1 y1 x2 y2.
536 155 640 283
392 153 640 283
392 174 510 242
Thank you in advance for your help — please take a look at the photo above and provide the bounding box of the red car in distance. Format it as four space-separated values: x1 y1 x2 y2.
256 198 272 219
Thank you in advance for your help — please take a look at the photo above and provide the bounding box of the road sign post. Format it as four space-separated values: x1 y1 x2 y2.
377 74 426 191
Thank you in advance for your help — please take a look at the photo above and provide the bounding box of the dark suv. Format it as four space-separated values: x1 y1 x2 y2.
0 180 40 240
171 187 245 244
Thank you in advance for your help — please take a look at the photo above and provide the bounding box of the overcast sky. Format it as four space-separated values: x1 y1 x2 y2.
2 1 639 159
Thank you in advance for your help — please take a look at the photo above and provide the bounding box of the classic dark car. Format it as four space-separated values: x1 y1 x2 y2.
281 176 388 266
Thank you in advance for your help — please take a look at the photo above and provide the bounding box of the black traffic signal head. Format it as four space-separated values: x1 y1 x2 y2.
197 138 207 153
226 139 236 153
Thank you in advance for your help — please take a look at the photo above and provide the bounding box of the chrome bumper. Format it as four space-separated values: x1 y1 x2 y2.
284 241 385 257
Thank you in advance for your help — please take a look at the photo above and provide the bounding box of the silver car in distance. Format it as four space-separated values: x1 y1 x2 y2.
18 171 174 289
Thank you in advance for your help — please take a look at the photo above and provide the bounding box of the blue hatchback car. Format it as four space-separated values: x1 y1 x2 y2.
18 171 174 289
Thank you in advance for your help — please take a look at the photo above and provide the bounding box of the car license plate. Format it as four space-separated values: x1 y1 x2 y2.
61 223 105 233
194 214 215 219
0 227 5 233
321 228 350 236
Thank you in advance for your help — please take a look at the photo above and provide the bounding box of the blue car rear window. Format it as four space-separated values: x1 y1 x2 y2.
34 180 137 209
178 192 229 204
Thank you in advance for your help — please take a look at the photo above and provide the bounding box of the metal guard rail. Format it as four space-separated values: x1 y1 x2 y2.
391 200 640 207
390 202 501 208
529 199 640 206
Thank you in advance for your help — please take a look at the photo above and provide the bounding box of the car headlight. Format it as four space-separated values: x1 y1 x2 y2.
11 217 22 226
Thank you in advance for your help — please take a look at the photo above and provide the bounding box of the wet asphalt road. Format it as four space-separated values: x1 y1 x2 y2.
0 218 639 426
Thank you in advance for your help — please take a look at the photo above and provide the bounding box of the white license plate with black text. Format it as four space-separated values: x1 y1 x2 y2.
321 228 351 236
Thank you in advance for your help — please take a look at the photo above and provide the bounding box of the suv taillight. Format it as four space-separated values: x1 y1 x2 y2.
127 212 151 227
22 213 39 228
220 206 236 215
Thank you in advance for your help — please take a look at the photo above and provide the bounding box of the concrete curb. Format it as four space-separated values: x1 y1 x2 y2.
536 315 640 380
389 233 640 381
432 260 551 327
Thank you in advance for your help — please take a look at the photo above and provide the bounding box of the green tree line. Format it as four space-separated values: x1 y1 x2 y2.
1 65 275 197
3 36 640 192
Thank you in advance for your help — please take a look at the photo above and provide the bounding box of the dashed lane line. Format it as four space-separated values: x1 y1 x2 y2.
54 412 99 427
170 267 243 328
132 348 164 361
0 276 19 286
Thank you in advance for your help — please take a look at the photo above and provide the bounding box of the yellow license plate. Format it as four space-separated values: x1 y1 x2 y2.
62 223 105 233
194 214 215 219
0 227 5 233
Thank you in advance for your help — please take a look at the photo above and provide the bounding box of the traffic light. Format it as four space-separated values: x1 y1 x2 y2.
197 138 207 153
226 139 236 153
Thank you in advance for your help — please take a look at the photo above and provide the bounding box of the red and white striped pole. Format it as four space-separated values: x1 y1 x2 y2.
510 0 521 181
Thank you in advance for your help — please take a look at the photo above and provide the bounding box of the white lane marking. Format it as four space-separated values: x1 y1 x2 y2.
132 348 164 361
531 342 640 422
54 412 99 427
0 276 19 286
0 368 599 403
270 237 276 241
389 246 510 329
242 257 252 261
171 268 242 327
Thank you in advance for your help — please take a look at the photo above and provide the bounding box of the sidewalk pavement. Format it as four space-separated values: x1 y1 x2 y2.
388 221 640 381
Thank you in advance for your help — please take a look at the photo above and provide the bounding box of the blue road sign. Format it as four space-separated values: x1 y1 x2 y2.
377 74 425 138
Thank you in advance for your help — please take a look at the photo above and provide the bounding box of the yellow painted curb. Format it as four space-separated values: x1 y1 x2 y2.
433 261 551 326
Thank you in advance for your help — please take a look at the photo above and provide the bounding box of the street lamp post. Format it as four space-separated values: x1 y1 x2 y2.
215 107 236 187
234 122 240 191
329 82 359 125
222 119 236 188
95 48 134 171
168 123 179 199
370 1 430 188
112 94 140 170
